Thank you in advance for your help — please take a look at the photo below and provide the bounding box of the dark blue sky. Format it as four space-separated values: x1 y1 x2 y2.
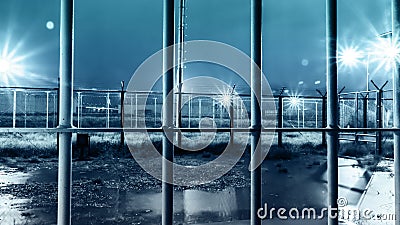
0 0 393 93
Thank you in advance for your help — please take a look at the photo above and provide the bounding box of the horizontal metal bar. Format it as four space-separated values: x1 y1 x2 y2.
356 134 377 137
1 127 400 133
339 138 356 141
0 87 58 91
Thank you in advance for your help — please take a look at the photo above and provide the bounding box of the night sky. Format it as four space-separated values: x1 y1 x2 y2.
0 0 394 94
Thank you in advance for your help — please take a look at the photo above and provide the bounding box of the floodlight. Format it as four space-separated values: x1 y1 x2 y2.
221 93 231 106
339 48 363 67
288 96 300 108
0 58 11 74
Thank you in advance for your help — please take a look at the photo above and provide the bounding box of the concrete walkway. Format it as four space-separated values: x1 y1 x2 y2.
198 159 396 225
355 160 395 225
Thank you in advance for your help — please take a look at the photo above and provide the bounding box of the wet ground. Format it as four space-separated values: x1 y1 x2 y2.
0 154 371 225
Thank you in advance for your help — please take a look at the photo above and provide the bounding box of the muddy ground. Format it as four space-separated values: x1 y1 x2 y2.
0 151 373 225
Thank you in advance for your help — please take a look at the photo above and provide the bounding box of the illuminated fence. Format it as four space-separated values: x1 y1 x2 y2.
0 87 325 130
0 87 396 133
338 90 394 129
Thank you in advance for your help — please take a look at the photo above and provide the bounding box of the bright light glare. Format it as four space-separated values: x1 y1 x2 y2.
339 47 363 67
221 93 231 106
0 58 11 73
368 38 400 69
288 96 300 108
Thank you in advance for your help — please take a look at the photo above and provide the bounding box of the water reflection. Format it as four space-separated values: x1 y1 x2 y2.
0 157 371 224
0 166 31 225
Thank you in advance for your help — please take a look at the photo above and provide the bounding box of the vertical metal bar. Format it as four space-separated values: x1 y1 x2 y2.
355 93 359 127
326 0 339 224
297 107 300 128
236 97 239 126
392 0 400 221
135 94 138 128
53 93 56 127
219 101 222 124
154 98 157 127
278 96 283 147
315 101 318 128
130 94 133 128
302 99 305 128
363 96 368 130
340 99 344 127
77 92 80 128
188 97 191 128
322 96 327 145
376 90 383 155
120 81 125 148
162 0 174 224
198 99 202 127
212 99 215 121
24 93 27 128
230 97 234 142
106 93 110 128
46 92 49 128
58 0 74 224
79 94 83 124
13 90 16 128
250 0 262 224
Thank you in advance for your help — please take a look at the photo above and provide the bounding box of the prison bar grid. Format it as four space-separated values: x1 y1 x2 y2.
1 0 396 225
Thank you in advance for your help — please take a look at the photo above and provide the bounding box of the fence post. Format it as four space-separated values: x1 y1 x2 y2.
199 99 202 127
46 91 50 128
371 80 388 155
188 97 191 128
13 90 16 128
230 96 234 143
57 0 74 224
317 90 327 146
376 90 383 155
363 95 368 132
278 95 283 147
154 97 157 127
302 99 305 128
24 93 27 128
355 92 359 127
106 93 110 128
120 81 125 149
135 94 138 128
315 101 318 128
77 92 80 128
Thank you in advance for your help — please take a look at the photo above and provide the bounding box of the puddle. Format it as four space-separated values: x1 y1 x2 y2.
0 166 31 225
0 166 30 187
0 157 370 224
